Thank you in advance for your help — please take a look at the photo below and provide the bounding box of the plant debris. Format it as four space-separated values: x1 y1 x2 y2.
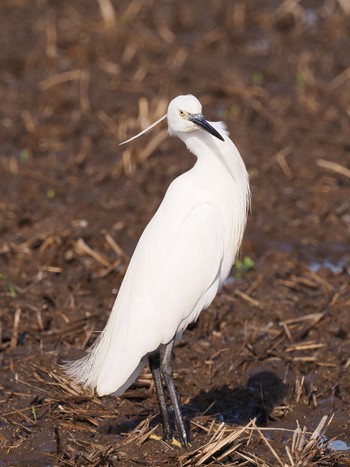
1 0 350 465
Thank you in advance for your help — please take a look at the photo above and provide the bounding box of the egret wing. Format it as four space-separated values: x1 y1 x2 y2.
95 203 223 395
147 203 223 339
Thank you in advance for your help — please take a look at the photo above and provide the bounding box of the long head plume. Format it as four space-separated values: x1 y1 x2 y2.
119 114 167 145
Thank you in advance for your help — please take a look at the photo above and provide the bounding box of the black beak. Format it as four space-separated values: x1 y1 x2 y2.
189 114 224 142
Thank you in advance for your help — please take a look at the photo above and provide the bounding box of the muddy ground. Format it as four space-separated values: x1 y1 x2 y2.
0 0 350 465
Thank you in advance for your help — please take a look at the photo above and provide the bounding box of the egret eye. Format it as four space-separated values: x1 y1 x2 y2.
179 110 185 117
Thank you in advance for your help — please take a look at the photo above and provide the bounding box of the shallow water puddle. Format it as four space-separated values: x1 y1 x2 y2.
309 258 350 274
328 439 350 452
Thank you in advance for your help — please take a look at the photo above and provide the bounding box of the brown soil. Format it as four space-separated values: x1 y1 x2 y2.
0 0 349 465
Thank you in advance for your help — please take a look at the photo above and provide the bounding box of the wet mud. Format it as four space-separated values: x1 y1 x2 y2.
0 0 349 465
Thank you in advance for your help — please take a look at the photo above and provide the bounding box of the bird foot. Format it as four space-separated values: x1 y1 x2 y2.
174 437 192 448
171 437 183 448
149 434 191 449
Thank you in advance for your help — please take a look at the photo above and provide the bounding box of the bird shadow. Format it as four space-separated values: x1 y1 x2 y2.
102 370 288 440
184 370 288 427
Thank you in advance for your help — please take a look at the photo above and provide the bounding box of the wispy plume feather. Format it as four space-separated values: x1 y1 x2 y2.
120 114 167 145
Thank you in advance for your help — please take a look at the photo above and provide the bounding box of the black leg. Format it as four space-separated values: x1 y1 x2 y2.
148 351 172 442
161 340 189 448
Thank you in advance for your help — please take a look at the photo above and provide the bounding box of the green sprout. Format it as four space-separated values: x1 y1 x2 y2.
19 149 30 163
296 72 306 88
31 405 37 422
234 256 255 278
252 71 263 85
248 168 258 179
47 189 56 200
7 283 17 297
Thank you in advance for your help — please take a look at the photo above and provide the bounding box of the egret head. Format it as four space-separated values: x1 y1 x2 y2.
167 95 224 141
120 94 224 146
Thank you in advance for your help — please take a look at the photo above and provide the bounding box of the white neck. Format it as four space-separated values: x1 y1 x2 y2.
175 130 244 182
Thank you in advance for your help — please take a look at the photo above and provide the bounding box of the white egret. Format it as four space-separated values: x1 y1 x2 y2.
66 95 250 447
